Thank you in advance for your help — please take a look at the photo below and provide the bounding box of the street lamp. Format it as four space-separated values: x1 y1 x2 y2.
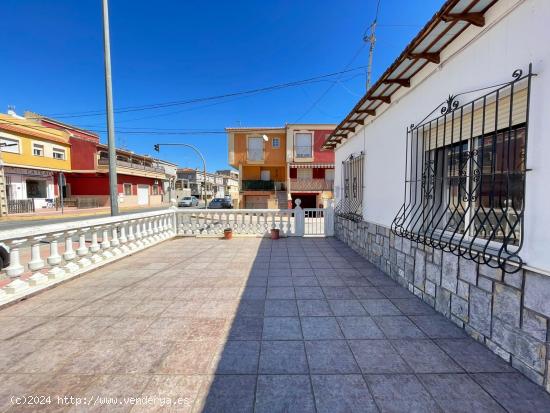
154 143 208 209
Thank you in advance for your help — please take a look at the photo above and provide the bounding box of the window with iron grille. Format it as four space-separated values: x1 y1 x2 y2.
123 183 132 196
336 152 364 221
392 65 534 273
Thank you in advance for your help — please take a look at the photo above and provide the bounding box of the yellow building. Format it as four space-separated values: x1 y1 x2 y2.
227 127 287 208
0 112 71 211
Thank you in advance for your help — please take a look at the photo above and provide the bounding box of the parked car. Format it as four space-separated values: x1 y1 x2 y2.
178 196 199 207
0 243 10 269
208 198 232 209
223 196 234 209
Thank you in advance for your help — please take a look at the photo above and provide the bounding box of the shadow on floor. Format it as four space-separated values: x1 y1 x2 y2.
197 237 550 413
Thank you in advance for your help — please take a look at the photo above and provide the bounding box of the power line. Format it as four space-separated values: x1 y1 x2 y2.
0 119 225 136
293 43 367 123
39 65 367 120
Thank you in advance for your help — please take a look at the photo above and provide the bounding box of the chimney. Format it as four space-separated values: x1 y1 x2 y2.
7 106 24 119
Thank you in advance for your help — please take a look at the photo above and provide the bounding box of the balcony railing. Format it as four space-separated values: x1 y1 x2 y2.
0 202 335 306
97 158 165 174
290 179 334 191
242 180 286 191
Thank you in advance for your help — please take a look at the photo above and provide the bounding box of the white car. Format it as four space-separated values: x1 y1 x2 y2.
178 196 199 207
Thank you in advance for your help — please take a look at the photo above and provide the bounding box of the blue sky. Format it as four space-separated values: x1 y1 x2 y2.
1 0 443 171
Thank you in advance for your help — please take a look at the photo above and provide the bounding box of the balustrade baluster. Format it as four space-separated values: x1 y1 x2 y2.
127 220 138 250
76 228 92 268
151 217 159 241
63 230 80 274
89 227 103 263
135 219 145 247
140 220 149 245
158 216 166 239
28 237 45 272
119 222 130 253
3 239 30 294
100 227 114 259
46 233 65 278
110 225 122 255
145 219 154 243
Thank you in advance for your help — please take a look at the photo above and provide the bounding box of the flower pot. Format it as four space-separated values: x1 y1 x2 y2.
224 229 233 240
270 228 280 240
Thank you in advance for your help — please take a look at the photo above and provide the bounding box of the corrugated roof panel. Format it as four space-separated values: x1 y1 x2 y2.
412 21 449 53
399 59 426 79
322 0 500 149
386 60 411 80
470 0 493 13
450 0 473 14
369 84 386 97
427 21 468 53
381 83 400 96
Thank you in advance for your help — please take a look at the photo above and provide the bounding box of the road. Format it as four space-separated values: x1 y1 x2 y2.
0 206 170 231
0 200 214 231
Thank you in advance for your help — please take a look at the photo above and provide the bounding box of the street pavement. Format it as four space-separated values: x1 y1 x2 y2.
0 206 169 231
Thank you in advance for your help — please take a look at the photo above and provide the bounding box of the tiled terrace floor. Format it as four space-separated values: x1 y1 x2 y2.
0 238 549 412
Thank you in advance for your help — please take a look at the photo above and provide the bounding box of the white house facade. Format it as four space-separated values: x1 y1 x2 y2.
326 0 550 392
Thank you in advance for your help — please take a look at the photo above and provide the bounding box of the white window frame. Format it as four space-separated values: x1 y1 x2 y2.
294 131 313 160
0 135 21 154
52 147 66 160
33 143 44 157
247 136 264 162
272 137 280 149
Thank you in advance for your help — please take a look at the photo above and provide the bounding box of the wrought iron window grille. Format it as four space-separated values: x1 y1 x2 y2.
336 152 364 222
392 64 535 273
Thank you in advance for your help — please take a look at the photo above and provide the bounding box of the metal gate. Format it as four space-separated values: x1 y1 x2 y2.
303 208 327 236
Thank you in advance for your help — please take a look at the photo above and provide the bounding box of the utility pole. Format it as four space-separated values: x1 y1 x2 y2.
102 0 119 215
364 0 381 91
364 20 377 91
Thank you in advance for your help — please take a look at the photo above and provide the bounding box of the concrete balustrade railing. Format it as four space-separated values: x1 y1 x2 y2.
174 200 335 237
0 209 176 306
0 201 335 306
176 208 297 236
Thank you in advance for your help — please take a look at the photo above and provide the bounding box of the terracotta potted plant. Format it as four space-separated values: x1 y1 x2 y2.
270 228 280 240
224 228 233 240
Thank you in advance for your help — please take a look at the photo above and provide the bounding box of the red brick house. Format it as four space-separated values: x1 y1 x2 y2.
286 124 336 208
25 113 175 208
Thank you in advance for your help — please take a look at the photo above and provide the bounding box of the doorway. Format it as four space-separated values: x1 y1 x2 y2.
137 185 149 205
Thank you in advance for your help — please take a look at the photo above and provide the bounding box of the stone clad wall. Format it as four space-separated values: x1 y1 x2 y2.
335 216 550 392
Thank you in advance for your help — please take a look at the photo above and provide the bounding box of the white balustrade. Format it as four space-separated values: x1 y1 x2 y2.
0 209 175 306
0 205 333 306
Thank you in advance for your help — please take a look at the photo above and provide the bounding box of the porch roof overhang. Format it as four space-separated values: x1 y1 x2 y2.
321 0 497 150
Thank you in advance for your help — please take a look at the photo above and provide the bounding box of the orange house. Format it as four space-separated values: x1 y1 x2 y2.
227 127 287 208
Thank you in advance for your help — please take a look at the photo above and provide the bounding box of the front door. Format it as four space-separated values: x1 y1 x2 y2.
137 185 149 205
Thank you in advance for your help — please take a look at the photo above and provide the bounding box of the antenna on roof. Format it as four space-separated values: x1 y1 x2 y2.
363 0 382 91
